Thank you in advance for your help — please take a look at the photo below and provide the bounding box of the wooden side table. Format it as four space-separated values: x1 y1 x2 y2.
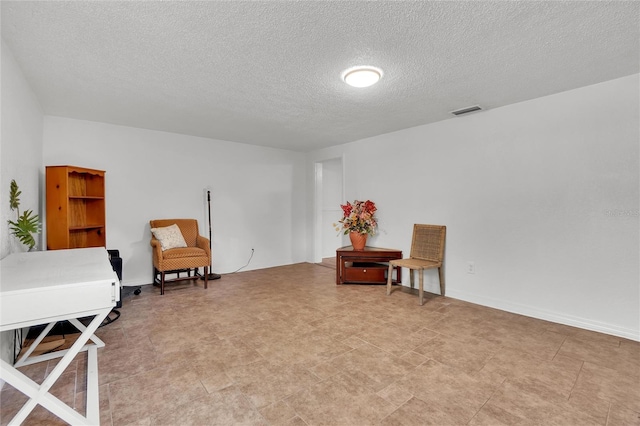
336 246 402 285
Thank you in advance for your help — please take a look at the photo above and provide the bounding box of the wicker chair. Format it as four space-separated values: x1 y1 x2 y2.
150 219 210 295
386 224 446 305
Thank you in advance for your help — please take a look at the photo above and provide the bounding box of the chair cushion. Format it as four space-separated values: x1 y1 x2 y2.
151 224 188 251
162 246 207 259
390 258 441 270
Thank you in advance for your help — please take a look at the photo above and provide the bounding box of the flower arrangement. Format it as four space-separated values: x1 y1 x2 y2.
335 199 378 235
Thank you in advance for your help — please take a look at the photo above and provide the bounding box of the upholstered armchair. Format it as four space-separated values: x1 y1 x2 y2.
149 219 210 295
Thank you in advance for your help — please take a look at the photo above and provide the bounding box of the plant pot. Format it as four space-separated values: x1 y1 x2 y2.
349 231 367 251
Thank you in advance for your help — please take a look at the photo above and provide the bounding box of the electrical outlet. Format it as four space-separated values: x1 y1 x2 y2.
466 261 475 274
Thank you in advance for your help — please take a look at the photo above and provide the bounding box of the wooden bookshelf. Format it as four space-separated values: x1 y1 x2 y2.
46 166 106 250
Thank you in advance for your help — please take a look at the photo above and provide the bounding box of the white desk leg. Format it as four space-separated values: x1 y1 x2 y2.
86 345 100 424
0 359 89 425
1 307 110 425
68 317 106 348
15 318 105 368
14 322 57 368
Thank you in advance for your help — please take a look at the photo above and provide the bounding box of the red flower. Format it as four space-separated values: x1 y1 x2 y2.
364 200 376 214
341 202 352 217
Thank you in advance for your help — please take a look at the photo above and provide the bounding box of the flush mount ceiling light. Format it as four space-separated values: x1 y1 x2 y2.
342 66 382 88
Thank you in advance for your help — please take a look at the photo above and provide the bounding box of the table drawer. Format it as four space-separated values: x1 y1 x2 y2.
344 263 388 283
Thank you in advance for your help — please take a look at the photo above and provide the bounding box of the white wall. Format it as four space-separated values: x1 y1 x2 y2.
0 39 44 365
43 117 307 286
320 157 345 258
307 74 639 340
1 40 44 257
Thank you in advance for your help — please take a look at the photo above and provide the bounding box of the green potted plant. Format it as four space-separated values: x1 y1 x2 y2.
7 179 41 251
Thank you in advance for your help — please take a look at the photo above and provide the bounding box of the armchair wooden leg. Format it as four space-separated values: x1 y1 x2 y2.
418 268 424 306
160 271 165 295
438 266 445 296
386 263 393 295
204 267 208 290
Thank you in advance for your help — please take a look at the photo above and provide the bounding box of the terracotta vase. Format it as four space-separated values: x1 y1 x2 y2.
349 231 367 250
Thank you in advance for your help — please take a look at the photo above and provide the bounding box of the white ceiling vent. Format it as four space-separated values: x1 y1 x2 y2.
450 105 483 116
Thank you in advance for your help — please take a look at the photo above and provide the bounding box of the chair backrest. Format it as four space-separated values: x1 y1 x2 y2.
409 224 446 262
149 218 199 247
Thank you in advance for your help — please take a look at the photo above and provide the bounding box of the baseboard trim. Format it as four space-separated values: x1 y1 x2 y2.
445 289 640 342
121 278 152 287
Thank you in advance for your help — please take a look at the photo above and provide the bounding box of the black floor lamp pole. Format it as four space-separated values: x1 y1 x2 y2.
202 190 221 281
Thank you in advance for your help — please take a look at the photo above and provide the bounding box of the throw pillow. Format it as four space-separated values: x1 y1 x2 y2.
151 224 188 251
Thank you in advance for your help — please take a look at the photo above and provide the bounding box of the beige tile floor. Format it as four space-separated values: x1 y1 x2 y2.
1 262 639 425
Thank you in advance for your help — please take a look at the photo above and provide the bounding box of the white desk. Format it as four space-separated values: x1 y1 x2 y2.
0 247 120 425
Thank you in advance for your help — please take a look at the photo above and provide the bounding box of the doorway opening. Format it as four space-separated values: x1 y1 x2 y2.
314 157 344 265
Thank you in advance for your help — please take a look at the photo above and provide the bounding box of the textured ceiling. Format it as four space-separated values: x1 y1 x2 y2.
2 1 638 152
